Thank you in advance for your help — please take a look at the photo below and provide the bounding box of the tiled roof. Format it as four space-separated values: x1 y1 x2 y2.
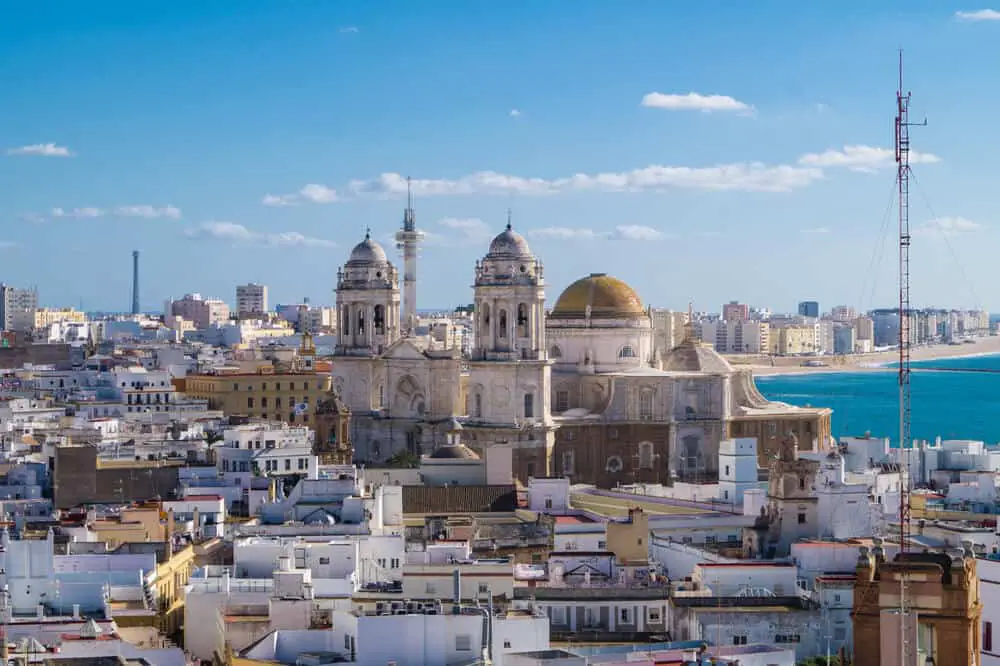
402 485 517 514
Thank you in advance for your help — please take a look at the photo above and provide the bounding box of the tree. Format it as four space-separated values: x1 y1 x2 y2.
386 450 420 468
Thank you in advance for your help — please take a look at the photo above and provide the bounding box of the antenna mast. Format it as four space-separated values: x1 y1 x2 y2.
895 49 925 666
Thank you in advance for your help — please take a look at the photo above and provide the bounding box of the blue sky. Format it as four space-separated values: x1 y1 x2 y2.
2 2 999 314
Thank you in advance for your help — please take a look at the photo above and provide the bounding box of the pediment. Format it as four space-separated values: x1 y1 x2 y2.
381 337 428 360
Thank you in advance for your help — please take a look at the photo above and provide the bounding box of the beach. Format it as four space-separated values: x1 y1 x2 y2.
729 335 1000 377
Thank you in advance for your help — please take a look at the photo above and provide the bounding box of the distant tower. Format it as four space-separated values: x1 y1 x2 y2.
394 177 424 332
131 250 140 315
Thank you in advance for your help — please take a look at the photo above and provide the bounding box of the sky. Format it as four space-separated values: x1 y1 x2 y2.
2 1 1000 314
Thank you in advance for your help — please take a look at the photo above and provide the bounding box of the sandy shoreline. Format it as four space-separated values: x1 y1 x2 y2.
730 336 1000 377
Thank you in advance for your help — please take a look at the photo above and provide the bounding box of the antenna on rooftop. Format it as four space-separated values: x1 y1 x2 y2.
895 48 926 666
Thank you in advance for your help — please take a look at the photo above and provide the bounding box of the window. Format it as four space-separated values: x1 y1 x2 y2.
524 392 534 418
503 641 511 649
639 390 653 419
639 442 654 469
619 608 632 623
562 451 575 476
732 635 748 645
647 607 662 623
544 497 553 509
517 303 529 337
478 583 489 594
284 459 291 471
319 557 330 565
298 458 306 470
799 477 806 490
725 465 730 476
619 344 636 358
247 397 254 408
552 606 567 625
555 390 569 412
598 540 607 550
390 558 399 569
797 512 806 524
261 397 268 408
986 621 994 652
262 382 267 391
775 634 801 644
455 635 472 652
474 393 482 418
550 345 562 359
834 627 846 641
290 382 296 391
498 309 508 339
276 397 282 408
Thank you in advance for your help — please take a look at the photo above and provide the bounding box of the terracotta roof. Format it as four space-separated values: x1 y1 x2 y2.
402 485 517 514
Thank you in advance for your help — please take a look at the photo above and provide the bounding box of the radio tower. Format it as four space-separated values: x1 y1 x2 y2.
394 177 424 333
896 50 925 666
131 250 141 315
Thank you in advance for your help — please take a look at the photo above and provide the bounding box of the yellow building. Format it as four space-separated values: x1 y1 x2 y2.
177 366 332 426
157 543 197 637
10 307 86 332
768 325 817 355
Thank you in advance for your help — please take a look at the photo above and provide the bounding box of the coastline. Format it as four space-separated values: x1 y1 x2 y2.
731 336 1000 378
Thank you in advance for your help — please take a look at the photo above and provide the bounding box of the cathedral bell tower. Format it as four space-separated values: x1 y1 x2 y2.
471 215 546 361
335 229 401 356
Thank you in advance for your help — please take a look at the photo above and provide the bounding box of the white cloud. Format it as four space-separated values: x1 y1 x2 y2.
800 227 831 234
187 221 337 248
51 207 104 218
797 145 941 173
115 205 182 219
299 184 339 203
437 217 494 245
340 26 360 33
955 9 1000 20
342 163 822 198
527 225 669 241
262 184 338 206
914 216 983 237
641 92 751 113
509 109 522 118
0 241 17 250
262 194 299 207
7 143 74 157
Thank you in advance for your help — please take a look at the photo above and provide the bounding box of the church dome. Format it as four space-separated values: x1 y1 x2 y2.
347 231 388 266
428 443 480 460
487 223 533 259
551 273 646 320
661 338 734 373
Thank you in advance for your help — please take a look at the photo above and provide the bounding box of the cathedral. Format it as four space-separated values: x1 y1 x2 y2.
331 221 832 487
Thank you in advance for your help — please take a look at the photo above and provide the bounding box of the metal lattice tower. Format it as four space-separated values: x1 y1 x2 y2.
395 177 423 332
131 250 140 315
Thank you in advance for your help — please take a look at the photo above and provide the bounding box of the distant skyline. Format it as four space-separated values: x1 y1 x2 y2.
3 2 1000 312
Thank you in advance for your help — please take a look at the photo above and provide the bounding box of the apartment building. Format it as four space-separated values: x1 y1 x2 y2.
236 283 269 318
178 367 332 425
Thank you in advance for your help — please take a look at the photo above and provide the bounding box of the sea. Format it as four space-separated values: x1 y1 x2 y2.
755 353 1000 446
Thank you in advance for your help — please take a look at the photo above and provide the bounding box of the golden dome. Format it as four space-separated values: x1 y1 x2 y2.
551 273 646 320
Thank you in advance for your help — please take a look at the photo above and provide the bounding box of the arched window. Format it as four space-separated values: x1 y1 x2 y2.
517 303 529 337
550 345 562 359
481 303 491 339
374 305 385 334
523 392 534 419
341 306 350 335
639 389 654 419
474 393 483 418
638 441 654 469
619 344 636 359
498 309 508 339
357 308 365 335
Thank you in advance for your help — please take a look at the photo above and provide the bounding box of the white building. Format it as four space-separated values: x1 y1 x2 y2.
167 293 230 330
980 555 1000 665
217 422 317 478
700 319 769 354
237 283 269 317
0 284 38 331
718 438 758 506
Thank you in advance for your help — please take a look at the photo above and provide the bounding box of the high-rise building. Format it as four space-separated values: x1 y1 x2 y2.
0 284 39 331
797 301 820 318
721 301 749 322
831 305 856 322
236 283 269 318
168 293 230 329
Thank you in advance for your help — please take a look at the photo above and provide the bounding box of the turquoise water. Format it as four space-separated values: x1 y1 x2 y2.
756 354 1000 445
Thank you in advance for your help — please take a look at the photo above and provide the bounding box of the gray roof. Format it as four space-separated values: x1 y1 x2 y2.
347 232 388 265
661 339 733 373
487 224 533 259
